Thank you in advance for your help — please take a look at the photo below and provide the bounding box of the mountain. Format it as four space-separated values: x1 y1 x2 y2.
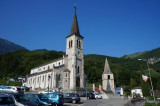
0 38 27 54
122 47 160 64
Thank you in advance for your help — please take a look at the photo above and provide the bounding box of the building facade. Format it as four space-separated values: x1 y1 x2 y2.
102 58 115 93
23 9 86 91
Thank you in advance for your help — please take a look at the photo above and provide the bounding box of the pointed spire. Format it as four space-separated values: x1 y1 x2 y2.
70 6 80 35
66 5 84 38
103 58 112 74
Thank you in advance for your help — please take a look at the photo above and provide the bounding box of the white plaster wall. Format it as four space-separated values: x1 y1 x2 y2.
131 89 143 97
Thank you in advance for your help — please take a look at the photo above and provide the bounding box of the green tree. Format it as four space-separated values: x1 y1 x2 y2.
141 80 150 97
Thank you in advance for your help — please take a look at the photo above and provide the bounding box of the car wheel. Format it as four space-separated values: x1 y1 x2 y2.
55 103 58 106
72 99 76 104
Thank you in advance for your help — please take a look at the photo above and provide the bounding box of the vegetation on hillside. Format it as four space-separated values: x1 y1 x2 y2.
0 47 160 95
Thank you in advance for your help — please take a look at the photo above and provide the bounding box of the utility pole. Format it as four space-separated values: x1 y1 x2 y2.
138 59 156 105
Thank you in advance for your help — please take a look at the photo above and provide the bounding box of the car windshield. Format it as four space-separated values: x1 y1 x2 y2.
38 95 48 100
45 93 57 98
0 97 14 104
14 95 26 102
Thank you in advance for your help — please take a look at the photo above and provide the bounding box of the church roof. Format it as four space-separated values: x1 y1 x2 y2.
66 9 84 38
103 58 112 74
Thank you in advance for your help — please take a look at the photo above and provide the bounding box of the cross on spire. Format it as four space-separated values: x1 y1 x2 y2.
74 4 77 12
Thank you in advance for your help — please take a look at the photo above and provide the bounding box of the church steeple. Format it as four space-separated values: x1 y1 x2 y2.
103 58 112 74
70 10 80 35
66 6 84 38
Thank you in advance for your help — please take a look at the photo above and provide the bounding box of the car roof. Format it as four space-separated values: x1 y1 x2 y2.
0 93 12 97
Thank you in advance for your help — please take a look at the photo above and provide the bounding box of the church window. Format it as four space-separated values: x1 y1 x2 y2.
43 75 44 82
69 41 71 48
71 40 73 47
59 62 60 65
77 39 78 47
48 66 50 70
66 80 67 82
79 40 81 48
108 75 110 79
58 74 61 81
77 66 79 74
66 73 67 77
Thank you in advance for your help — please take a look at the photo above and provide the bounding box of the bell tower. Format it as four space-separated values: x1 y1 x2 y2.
102 58 115 93
66 6 85 89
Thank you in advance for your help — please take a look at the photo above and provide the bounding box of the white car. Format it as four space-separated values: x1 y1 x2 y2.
38 89 56 94
0 86 23 94
94 93 102 99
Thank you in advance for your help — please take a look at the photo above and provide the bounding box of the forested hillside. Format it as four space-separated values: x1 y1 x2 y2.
0 50 65 78
0 48 160 93
0 38 26 54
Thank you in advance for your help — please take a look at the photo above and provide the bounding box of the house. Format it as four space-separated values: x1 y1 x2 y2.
131 87 143 97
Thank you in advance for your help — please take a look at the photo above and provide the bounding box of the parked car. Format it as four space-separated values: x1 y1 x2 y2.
0 86 24 94
0 93 15 106
44 93 63 106
63 93 80 104
7 93 37 106
87 93 95 99
0 84 6 88
20 86 30 91
24 93 55 106
39 89 56 94
94 93 102 99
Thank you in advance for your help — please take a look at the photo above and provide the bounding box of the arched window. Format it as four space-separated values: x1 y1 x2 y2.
43 75 44 82
108 75 110 79
59 62 60 65
58 74 61 81
77 39 78 47
79 40 81 48
71 40 73 47
77 66 79 74
66 73 67 77
69 41 70 48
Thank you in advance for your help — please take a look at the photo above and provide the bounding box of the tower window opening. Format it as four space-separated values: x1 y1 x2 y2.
66 73 67 77
71 40 73 47
79 40 81 48
108 75 110 79
77 39 78 48
77 66 79 74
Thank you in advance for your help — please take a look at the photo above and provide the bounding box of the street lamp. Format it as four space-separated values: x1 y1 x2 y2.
48 75 51 94
138 59 156 104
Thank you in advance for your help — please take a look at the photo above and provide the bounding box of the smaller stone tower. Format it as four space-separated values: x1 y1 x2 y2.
102 58 115 93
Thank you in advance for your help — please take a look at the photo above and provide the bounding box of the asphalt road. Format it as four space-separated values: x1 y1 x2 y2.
64 98 128 106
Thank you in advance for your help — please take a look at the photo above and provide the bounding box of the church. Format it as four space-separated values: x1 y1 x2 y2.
23 8 86 92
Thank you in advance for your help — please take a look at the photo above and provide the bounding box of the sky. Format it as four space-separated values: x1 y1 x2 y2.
0 0 160 57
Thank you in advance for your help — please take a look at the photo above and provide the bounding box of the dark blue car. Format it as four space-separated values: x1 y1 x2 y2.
24 93 55 106
44 93 63 106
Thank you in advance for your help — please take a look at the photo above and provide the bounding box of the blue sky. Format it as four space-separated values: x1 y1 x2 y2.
0 0 160 57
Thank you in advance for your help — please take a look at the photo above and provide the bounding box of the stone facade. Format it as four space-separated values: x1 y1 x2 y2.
102 58 115 93
23 10 86 92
